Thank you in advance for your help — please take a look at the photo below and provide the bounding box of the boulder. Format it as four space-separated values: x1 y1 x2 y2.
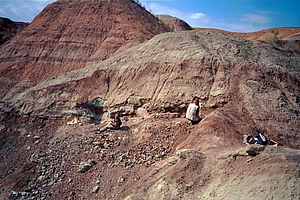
176 149 205 160
77 160 96 173
245 144 266 156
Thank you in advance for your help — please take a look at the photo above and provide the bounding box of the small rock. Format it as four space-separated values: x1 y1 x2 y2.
92 186 100 193
119 152 129 161
168 156 179 166
176 149 205 160
37 175 45 181
47 180 55 186
70 191 76 196
77 160 96 173
20 192 28 197
247 158 253 162
93 141 103 147
119 177 125 183
124 161 132 167
103 142 110 149
0 125 4 131
11 191 19 197
186 181 194 189
246 144 265 156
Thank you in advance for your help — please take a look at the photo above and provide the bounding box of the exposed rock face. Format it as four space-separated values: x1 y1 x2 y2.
3 30 299 149
196 27 300 52
0 0 172 98
196 27 300 42
282 33 300 41
157 15 193 32
0 17 28 45
236 27 300 41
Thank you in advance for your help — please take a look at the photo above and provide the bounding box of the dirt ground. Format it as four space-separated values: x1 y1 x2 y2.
0 111 299 200
0 113 191 200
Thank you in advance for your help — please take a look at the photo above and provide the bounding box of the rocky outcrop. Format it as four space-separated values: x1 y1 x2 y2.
282 33 300 41
0 17 28 45
196 27 300 51
196 27 300 42
2 30 299 149
157 15 193 32
0 0 172 98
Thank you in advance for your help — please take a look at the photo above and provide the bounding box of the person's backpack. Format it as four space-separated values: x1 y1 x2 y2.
255 133 268 145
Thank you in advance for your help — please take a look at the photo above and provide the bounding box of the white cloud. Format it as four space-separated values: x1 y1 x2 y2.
140 1 275 32
241 14 272 25
0 0 55 22
207 16 272 33
255 10 282 15
256 10 273 14
144 2 182 17
226 23 267 33
211 13 272 32
142 2 210 27
189 13 206 20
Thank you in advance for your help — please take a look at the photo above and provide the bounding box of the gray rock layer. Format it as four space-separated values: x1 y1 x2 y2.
3 30 299 148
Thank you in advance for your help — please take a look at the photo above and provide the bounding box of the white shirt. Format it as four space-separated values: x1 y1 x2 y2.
186 103 200 121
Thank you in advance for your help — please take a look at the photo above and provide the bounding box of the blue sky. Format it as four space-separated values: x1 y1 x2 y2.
0 0 299 32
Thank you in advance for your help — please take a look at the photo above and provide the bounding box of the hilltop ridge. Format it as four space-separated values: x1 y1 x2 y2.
0 17 28 45
195 27 300 43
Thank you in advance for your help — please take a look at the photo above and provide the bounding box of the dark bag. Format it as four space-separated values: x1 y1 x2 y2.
256 133 268 145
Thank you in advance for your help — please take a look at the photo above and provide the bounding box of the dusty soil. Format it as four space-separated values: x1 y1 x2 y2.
0 112 190 199
0 111 299 200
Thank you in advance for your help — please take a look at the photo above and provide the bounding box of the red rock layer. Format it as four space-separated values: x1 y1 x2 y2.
157 15 193 32
0 0 172 98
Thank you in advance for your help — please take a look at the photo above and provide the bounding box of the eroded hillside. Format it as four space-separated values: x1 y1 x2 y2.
196 27 300 42
0 2 299 200
3 30 299 148
0 0 172 99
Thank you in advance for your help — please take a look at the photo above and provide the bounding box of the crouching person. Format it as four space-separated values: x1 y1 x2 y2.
99 111 122 133
186 97 201 125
